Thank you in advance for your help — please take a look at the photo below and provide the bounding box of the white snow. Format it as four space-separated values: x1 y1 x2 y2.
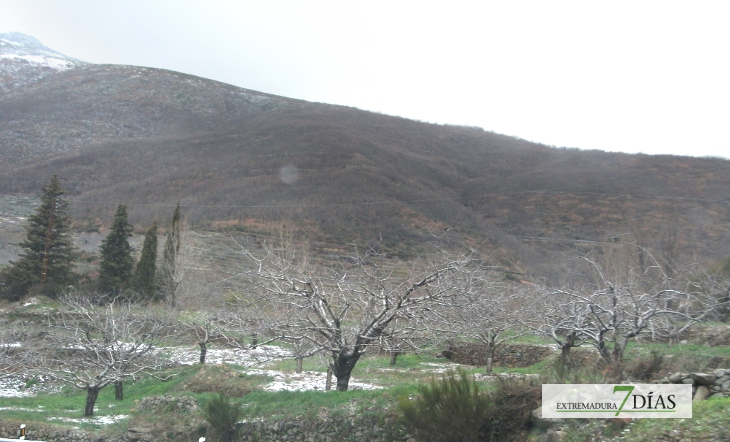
160 344 293 367
0 38 22 46
48 414 130 425
0 344 383 399
0 53 77 70
247 368 381 392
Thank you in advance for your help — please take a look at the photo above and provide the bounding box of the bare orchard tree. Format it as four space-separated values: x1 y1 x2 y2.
175 312 229 365
581 253 716 367
524 285 589 374
683 256 730 324
43 295 171 416
533 248 720 379
235 241 475 391
376 316 430 367
0 318 40 381
450 275 532 374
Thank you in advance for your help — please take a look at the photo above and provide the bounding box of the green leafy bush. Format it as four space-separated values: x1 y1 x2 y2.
202 394 242 442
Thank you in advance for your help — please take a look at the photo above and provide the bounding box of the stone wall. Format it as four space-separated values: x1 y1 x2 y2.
233 414 409 442
0 420 123 442
442 343 552 367
655 368 730 400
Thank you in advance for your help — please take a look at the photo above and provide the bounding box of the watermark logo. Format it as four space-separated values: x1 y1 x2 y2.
542 384 692 418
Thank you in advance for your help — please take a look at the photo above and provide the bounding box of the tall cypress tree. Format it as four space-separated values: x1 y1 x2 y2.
0 175 78 300
158 203 181 307
134 220 158 300
98 205 134 295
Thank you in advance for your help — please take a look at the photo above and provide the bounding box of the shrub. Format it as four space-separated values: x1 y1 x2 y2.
398 370 541 442
543 354 607 384
486 377 542 441
625 350 665 381
202 394 242 442
399 370 492 442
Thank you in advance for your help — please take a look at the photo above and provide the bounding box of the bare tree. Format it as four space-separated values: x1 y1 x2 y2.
235 241 474 391
451 277 531 374
532 246 720 379
684 256 730 324
175 313 227 365
0 319 35 381
43 295 171 416
525 285 589 374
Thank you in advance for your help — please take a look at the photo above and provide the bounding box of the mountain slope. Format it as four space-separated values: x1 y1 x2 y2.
0 32 85 95
0 63 299 162
1 34 729 277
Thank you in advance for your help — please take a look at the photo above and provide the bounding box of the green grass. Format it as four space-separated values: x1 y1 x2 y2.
562 396 730 442
0 364 273 431
239 386 413 421
0 367 192 430
2 333 729 440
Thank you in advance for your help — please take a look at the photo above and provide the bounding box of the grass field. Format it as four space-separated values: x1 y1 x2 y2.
2 328 730 440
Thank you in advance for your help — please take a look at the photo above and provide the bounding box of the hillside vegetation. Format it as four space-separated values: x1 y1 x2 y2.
1 48 729 278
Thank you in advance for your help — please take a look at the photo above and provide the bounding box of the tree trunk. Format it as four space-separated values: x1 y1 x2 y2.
485 343 495 374
611 345 625 380
85 385 102 417
560 344 572 375
199 341 207 364
333 352 361 391
325 367 333 391
115 380 123 401
389 351 400 366
720 288 730 323
251 333 258 349
295 356 303 373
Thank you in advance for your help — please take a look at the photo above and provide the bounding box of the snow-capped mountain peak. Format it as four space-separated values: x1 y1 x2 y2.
0 32 87 94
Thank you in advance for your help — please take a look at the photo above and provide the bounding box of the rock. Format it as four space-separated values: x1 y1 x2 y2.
126 427 154 442
681 378 694 384
690 372 716 385
668 372 684 383
531 407 564 429
693 385 711 401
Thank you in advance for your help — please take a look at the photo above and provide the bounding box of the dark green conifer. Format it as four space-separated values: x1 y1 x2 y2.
98 205 134 294
134 220 158 299
158 203 181 306
0 175 78 300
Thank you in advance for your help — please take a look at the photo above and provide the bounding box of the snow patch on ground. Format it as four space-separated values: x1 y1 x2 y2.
247 369 381 392
161 344 293 368
164 345 382 391
1 344 383 399
48 414 130 425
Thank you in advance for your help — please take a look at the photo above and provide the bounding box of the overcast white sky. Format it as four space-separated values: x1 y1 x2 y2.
1 1 729 158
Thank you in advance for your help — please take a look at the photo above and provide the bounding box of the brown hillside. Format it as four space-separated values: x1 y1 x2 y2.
1 63 729 277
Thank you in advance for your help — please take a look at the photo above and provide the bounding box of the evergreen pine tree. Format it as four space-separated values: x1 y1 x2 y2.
98 205 134 294
134 220 158 300
0 175 78 300
158 203 181 307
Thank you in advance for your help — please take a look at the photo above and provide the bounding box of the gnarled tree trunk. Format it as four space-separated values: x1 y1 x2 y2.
85 385 102 417
333 351 361 391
